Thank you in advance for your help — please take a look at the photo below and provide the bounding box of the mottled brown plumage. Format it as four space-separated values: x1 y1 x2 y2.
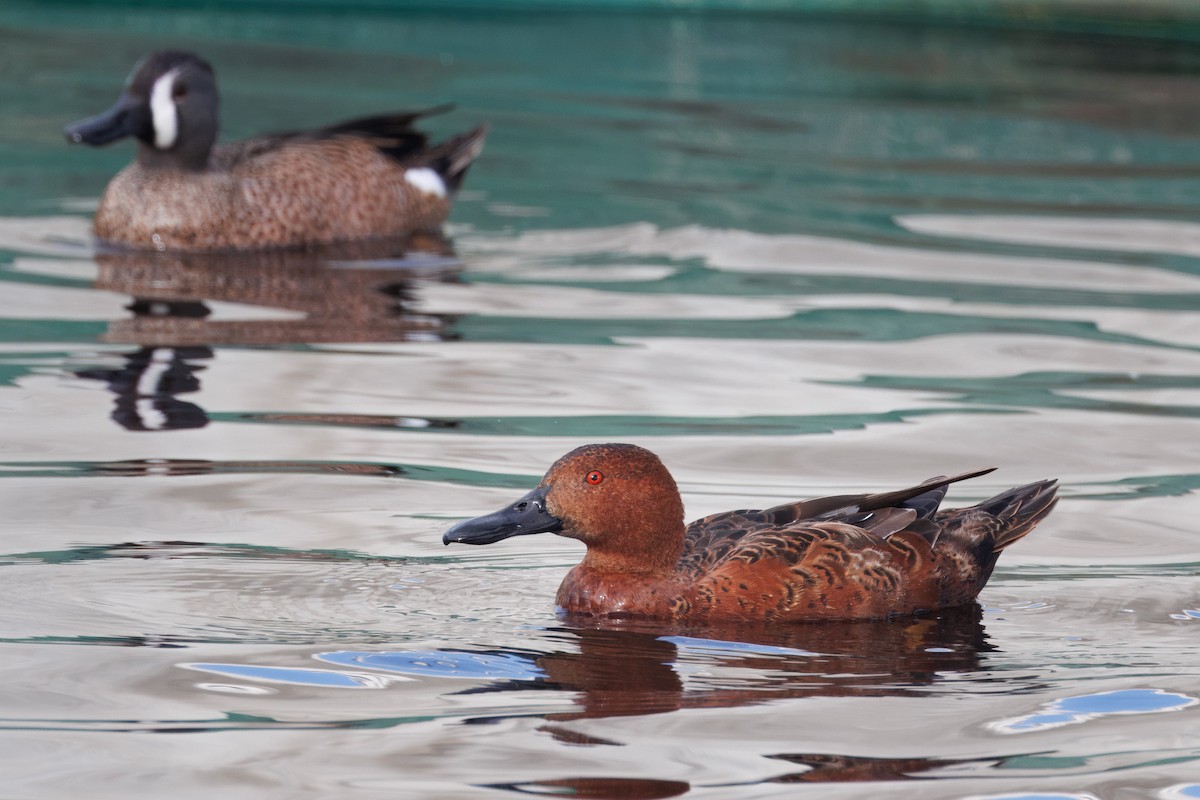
443 443 1057 622
65 51 487 251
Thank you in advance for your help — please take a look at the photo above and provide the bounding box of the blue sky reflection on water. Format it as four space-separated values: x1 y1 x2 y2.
991 689 1200 734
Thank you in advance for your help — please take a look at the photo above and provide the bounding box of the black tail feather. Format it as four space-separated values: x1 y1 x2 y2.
420 124 489 194
860 468 997 514
981 479 1059 551
763 468 996 525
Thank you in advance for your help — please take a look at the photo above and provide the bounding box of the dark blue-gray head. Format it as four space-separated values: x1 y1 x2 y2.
64 51 218 172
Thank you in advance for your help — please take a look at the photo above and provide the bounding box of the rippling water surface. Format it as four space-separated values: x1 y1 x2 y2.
3 3 1200 798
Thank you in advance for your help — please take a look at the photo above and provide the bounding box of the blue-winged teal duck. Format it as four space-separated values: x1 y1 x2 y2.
444 443 1058 621
65 51 487 251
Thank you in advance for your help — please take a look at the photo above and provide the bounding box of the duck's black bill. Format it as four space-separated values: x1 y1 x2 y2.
443 486 562 546
64 98 143 146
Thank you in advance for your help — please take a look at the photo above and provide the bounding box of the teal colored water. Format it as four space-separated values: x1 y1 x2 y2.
2 3 1200 798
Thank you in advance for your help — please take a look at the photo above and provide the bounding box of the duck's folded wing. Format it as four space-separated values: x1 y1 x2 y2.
680 505 918 578
760 468 996 525
680 521 939 620
214 106 455 169
314 105 454 140
680 469 994 578
680 508 772 575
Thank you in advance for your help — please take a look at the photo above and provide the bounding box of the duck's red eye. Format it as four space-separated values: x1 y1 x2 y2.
172 84 188 99
586 470 604 485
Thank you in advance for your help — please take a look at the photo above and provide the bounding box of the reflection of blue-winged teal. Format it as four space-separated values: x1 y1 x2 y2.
444 443 1058 622
65 51 487 251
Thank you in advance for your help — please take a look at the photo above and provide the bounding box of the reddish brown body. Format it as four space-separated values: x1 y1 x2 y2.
445 443 1058 622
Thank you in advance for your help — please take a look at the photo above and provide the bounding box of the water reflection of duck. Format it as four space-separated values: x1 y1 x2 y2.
73 343 211 431
484 614 1024 786
526 611 992 722
444 443 1057 621
64 50 487 250
94 235 460 347
78 237 459 430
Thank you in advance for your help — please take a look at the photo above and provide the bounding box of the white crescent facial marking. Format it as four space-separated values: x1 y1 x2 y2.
149 67 182 150
404 167 447 198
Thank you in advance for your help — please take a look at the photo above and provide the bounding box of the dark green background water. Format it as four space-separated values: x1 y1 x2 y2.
2 3 1200 799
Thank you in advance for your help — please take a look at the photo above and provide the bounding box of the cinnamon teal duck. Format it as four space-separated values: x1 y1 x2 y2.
443 443 1057 622
65 51 487 251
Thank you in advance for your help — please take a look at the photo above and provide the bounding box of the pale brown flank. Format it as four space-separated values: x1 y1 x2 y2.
94 136 464 251
449 443 1058 622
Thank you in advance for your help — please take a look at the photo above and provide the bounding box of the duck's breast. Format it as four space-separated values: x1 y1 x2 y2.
555 564 682 619
94 165 241 249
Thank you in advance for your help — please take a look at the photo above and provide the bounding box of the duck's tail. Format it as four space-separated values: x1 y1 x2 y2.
978 479 1059 551
423 124 489 194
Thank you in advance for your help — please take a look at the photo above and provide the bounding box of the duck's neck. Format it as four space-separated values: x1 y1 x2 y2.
577 522 685 577
136 142 210 172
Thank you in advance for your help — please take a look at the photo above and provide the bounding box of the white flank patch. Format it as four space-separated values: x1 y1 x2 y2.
149 68 181 150
404 167 447 198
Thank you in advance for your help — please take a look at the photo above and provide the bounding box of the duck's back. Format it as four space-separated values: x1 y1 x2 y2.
670 475 1056 622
